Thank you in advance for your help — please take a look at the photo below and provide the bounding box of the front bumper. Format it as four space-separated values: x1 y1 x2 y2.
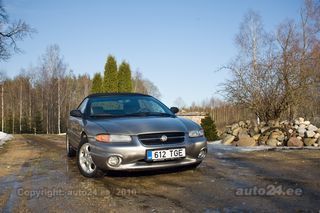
89 135 207 171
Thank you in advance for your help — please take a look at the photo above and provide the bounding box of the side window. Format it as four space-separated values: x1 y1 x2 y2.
78 98 89 113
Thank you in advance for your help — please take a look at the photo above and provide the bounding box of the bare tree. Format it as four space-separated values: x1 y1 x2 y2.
132 71 147 94
222 10 281 121
273 0 319 119
0 1 34 61
0 70 6 131
132 71 161 98
1 62 95 134
39 45 66 134
235 10 266 70
222 2 320 122
143 79 161 99
173 97 186 109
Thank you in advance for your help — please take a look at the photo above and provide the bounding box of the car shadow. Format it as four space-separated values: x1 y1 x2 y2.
103 165 197 177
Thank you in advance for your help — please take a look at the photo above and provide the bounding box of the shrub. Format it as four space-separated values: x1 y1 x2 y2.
201 114 219 141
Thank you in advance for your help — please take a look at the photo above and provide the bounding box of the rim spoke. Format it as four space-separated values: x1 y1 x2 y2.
79 144 96 174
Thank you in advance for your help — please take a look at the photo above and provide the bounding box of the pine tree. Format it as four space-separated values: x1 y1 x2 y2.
103 55 118 92
200 114 219 141
91 72 103 93
118 61 132 92
124 62 133 92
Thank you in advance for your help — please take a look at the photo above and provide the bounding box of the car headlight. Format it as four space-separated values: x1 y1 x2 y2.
95 134 131 143
188 129 204 138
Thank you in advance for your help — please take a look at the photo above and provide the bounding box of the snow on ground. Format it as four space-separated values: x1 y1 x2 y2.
207 140 320 155
0 132 13 146
207 140 274 154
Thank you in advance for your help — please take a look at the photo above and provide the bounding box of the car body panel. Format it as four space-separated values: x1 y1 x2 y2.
89 137 206 171
90 116 192 134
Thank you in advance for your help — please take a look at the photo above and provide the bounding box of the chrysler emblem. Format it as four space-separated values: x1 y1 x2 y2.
160 135 168 142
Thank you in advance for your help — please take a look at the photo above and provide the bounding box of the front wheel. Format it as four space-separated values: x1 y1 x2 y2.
77 142 103 178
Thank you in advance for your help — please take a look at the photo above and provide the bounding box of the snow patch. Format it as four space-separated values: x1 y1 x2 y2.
0 132 13 146
207 140 320 153
207 140 272 153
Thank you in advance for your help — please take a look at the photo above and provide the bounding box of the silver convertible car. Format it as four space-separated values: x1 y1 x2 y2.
67 93 207 177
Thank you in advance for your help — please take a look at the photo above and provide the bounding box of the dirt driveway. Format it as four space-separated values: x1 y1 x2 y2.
0 135 319 212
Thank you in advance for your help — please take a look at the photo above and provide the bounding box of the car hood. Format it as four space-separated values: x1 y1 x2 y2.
87 116 200 135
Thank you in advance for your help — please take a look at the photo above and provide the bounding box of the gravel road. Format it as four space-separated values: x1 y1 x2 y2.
0 135 319 212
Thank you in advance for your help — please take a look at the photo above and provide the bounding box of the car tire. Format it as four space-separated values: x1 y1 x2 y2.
77 137 103 178
66 134 76 157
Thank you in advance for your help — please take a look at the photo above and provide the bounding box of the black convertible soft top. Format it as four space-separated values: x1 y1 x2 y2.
86 93 150 98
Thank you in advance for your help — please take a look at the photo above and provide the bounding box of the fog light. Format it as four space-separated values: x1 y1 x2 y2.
107 156 122 167
198 148 207 159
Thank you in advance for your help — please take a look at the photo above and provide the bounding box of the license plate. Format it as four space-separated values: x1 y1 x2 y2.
146 148 186 161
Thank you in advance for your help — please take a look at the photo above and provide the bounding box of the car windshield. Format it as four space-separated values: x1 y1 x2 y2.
88 95 174 117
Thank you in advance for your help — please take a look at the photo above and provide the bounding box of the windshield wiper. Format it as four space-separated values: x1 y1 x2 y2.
124 112 174 117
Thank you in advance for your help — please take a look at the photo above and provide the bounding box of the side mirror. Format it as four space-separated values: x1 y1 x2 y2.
70 109 83 117
170 107 179 114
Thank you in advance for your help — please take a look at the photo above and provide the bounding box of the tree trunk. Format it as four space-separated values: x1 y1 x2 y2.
46 100 49 134
41 87 44 132
57 78 61 134
1 84 3 132
19 82 22 133
29 83 32 131
12 110 15 134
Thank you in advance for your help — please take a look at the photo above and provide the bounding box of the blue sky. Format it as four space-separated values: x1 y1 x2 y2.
2 0 302 106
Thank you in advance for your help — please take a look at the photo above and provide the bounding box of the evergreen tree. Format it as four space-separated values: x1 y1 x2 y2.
21 114 30 133
33 111 43 134
124 62 133 92
5 118 12 133
200 114 219 141
13 119 19 134
118 61 132 92
91 72 103 93
103 55 118 92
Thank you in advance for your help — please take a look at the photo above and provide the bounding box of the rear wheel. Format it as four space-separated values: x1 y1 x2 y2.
66 134 76 157
77 138 103 178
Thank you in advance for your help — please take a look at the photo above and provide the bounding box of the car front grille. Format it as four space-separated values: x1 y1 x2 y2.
138 132 185 145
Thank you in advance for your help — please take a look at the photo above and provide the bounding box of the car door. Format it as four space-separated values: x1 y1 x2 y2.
68 98 89 148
